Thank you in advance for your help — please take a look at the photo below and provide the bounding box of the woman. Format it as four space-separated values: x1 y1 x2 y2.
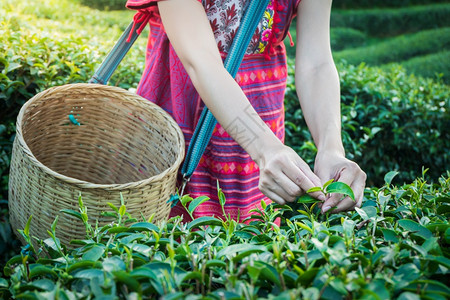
125 0 366 221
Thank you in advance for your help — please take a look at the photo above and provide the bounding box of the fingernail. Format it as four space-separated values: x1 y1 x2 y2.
318 194 326 202
322 206 331 213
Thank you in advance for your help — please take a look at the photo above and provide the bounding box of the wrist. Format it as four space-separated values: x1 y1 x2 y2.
316 142 345 158
247 134 284 166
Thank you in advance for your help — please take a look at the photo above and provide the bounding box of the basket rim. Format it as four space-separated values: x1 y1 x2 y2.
14 83 185 191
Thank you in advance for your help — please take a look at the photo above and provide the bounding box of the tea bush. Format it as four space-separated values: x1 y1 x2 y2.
0 172 449 299
333 28 450 67
330 28 367 51
284 61 450 186
399 51 450 84
77 0 127 11
0 1 146 199
333 0 450 9
331 4 450 37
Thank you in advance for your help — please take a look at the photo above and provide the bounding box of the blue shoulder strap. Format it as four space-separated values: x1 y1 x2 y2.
90 0 270 203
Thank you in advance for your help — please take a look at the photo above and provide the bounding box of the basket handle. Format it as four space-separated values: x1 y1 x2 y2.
89 17 147 85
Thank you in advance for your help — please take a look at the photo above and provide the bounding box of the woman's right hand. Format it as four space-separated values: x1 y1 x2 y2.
255 144 326 205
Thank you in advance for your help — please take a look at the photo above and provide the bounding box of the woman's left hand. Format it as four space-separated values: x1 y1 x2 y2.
314 151 366 214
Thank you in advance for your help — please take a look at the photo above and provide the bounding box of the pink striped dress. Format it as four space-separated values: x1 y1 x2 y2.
126 0 301 222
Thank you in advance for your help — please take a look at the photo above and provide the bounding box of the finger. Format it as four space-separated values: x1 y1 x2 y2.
273 173 304 202
353 171 366 208
260 188 286 205
283 160 326 201
260 171 302 203
332 196 357 213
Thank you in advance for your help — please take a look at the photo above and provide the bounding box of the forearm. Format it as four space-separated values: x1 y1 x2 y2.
187 56 282 162
295 62 345 156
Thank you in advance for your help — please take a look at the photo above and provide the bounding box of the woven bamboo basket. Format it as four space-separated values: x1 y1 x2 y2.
8 83 185 246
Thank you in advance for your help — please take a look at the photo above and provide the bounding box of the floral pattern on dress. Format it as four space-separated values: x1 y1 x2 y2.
202 0 276 55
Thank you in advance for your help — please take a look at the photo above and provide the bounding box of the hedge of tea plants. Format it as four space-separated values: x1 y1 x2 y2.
77 0 127 11
332 0 450 9
333 28 450 66
330 4 450 37
284 61 449 186
328 3 450 83
0 172 449 299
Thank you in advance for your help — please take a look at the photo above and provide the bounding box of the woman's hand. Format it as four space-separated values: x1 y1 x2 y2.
255 144 327 205
314 151 366 213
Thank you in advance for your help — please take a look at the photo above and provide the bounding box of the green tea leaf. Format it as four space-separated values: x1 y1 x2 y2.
188 196 210 213
0 278 8 289
384 171 399 185
298 194 320 204
28 279 55 292
78 195 84 209
398 219 432 240
24 215 32 237
254 262 281 287
205 259 227 269
307 186 322 193
261 199 267 210
113 270 141 292
107 226 131 233
180 195 193 206
187 216 223 230
68 261 103 273
217 244 267 259
73 269 104 279
247 265 263 283
322 179 335 190
362 206 378 219
51 216 58 233
326 182 355 201
107 202 119 214
119 205 126 217
60 209 83 221
129 222 159 232
329 278 347 295
381 228 399 243
397 292 420 300
82 245 105 261
355 207 369 220
29 265 58 279
295 222 313 234
297 268 320 286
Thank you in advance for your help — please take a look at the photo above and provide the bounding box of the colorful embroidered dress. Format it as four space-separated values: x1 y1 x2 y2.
126 0 301 221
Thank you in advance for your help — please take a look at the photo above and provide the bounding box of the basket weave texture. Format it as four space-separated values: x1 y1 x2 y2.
9 83 185 246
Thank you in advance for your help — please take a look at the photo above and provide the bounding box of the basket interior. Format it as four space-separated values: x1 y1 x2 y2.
21 86 182 185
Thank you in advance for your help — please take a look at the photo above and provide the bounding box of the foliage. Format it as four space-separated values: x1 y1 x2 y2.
330 28 367 52
77 0 128 11
332 0 450 9
398 51 450 84
331 4 450 37
284 61 450 186
333 28 450 66
0 0 146 199
1 172 449 299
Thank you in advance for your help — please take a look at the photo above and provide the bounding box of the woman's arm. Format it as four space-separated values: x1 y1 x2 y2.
158 0 326 204
295 0 366 212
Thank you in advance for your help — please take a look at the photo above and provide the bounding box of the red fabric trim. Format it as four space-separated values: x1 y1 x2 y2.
126 10 152 42
263 0 281 60
126 0 201 10
126 0 161 10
